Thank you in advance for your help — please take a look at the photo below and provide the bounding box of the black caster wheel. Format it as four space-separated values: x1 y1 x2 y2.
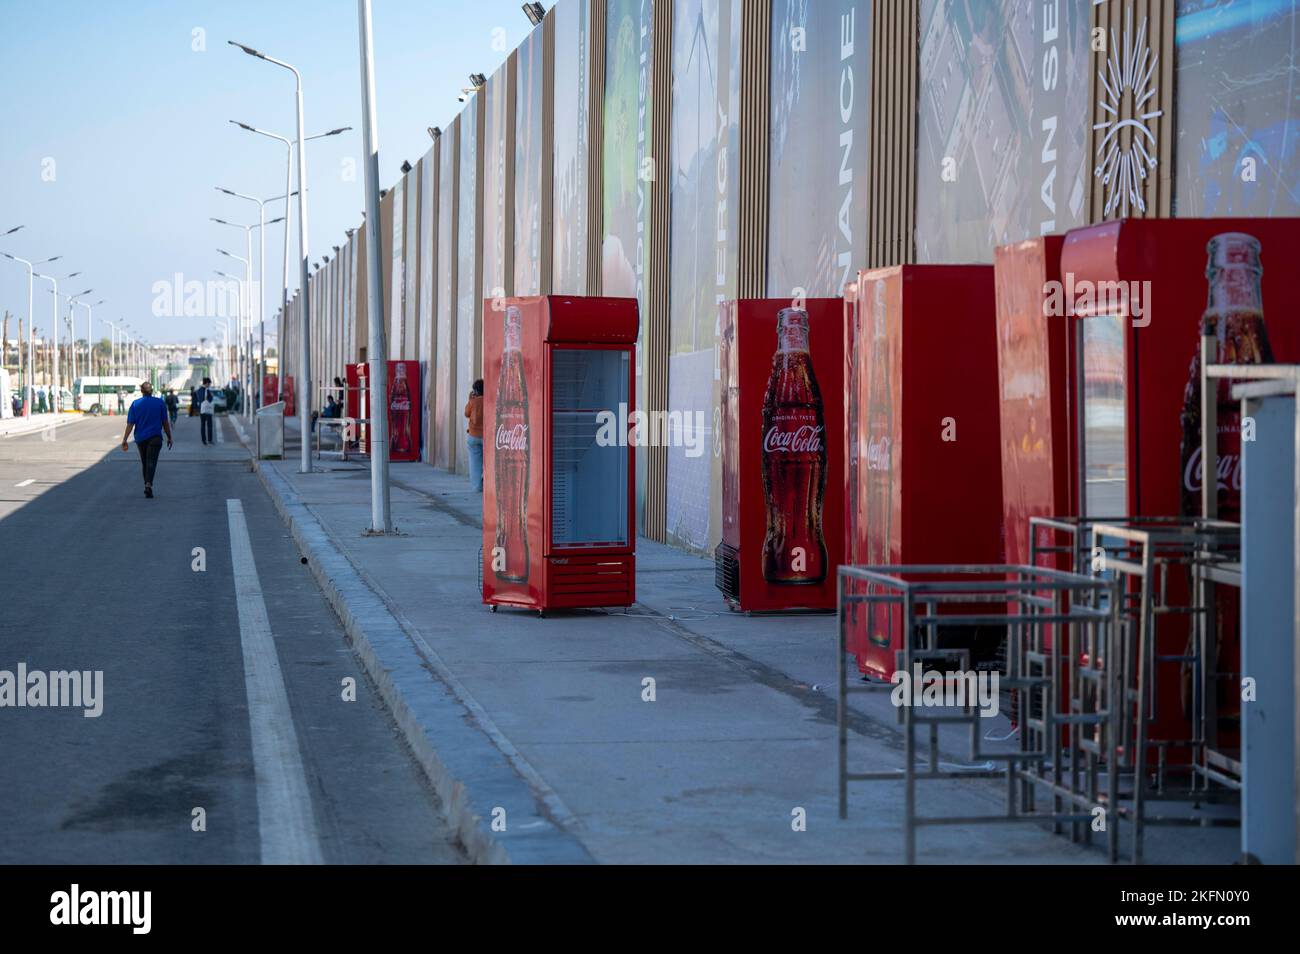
537 610 545 619
489 605 498 613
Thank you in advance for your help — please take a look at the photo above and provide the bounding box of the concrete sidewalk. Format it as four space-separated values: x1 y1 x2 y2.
0 412 82 438
234 417 1237 864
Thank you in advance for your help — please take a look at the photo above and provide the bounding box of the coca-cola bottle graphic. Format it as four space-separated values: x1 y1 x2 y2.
864 280 894 646
1178 232 1275 520
389 363 413 456
494 306 531 582
1178 232 1273 729
761 308 827 585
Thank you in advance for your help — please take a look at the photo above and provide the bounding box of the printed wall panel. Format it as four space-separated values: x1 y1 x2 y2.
666 0 741 553
552 0 592 294
767 0 871 297
390 178 406 359
915 0 1090 262
603 0 656 530
436 118 459 471
456 95 484 476
419 151 437 464
514 24 550 295
1174 0 1300 216
405 166 421 361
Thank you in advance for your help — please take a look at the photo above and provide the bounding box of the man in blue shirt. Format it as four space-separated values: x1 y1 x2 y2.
121 382 173 498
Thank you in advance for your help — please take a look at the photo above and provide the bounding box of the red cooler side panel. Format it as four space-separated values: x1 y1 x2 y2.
994 236 1074 568
848 266 1002 679
262 373 279 405
483 296 548 609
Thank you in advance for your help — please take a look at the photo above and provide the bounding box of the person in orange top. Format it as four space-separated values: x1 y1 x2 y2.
465 379 484 491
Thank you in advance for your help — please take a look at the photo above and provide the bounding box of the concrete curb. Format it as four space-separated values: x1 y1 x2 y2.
229 416 593 865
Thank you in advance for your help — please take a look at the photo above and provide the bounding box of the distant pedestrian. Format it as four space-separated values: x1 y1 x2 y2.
36 387 47 414
465 379 484 492
165 390 179 424
194 377 216 445
121 381 172 498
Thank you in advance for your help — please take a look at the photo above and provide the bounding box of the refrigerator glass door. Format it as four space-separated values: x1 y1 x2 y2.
551 348 630 547
1082 313 1127 517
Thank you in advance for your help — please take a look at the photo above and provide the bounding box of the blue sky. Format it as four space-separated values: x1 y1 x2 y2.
0 0 536 347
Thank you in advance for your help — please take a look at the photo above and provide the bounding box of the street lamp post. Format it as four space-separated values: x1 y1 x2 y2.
217 188 298 411
215 261 245 408
229 123 350 433
2 251 60 418
358 0 392 532
32 271 63 410
214 216 284 418
216 247 251 412
229 40 316 473
70 298 103 385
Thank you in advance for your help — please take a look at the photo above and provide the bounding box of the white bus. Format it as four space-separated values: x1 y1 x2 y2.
73 377 143 415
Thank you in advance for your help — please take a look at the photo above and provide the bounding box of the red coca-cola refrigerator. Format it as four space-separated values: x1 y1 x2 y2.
344 360 420 461
715 298 843 611
481 296 638 614
844 266 1004 679
1061 218 1300 746
281 375 295 417
262 373 279 406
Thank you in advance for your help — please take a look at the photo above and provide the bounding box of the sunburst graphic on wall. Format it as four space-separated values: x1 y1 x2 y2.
1093 4 1162 217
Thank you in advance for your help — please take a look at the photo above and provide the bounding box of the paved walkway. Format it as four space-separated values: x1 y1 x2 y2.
234 417 1238 864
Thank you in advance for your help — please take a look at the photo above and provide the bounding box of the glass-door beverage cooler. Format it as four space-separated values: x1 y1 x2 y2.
481 296 638 614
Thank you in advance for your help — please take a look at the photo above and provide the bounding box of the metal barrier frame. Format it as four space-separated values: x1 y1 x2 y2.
837 563 1120 864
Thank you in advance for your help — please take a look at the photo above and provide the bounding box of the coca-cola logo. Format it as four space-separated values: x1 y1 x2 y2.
866 436 892 471
763 423 823 454
1183 445 1241 494
495 422 529 451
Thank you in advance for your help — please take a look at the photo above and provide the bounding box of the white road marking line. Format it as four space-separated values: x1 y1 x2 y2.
15 479 34 487
226 498 323 865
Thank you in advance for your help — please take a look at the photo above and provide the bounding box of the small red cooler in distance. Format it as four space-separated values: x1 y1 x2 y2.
844 266 1004 679
482 296 639 613
716 298 844 612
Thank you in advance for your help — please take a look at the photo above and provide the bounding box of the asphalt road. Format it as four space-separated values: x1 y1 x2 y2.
0 413 463 864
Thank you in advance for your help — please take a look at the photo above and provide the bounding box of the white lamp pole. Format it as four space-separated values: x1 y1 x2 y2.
357 0 391 532
2 251 60 418
229 40 315 473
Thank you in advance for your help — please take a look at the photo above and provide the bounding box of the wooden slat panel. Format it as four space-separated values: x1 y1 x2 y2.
643 0 673 543
1087 0 1174 222
738 0 771 299
867 0 917 268
588 0 607 295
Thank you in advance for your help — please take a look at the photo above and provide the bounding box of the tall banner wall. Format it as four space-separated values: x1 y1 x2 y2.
667 0 740 553
767 0 871 298
553 0 592 294
1175 0 1300 216
603 0 656 532
914 0 1090 263
435 118 459 471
